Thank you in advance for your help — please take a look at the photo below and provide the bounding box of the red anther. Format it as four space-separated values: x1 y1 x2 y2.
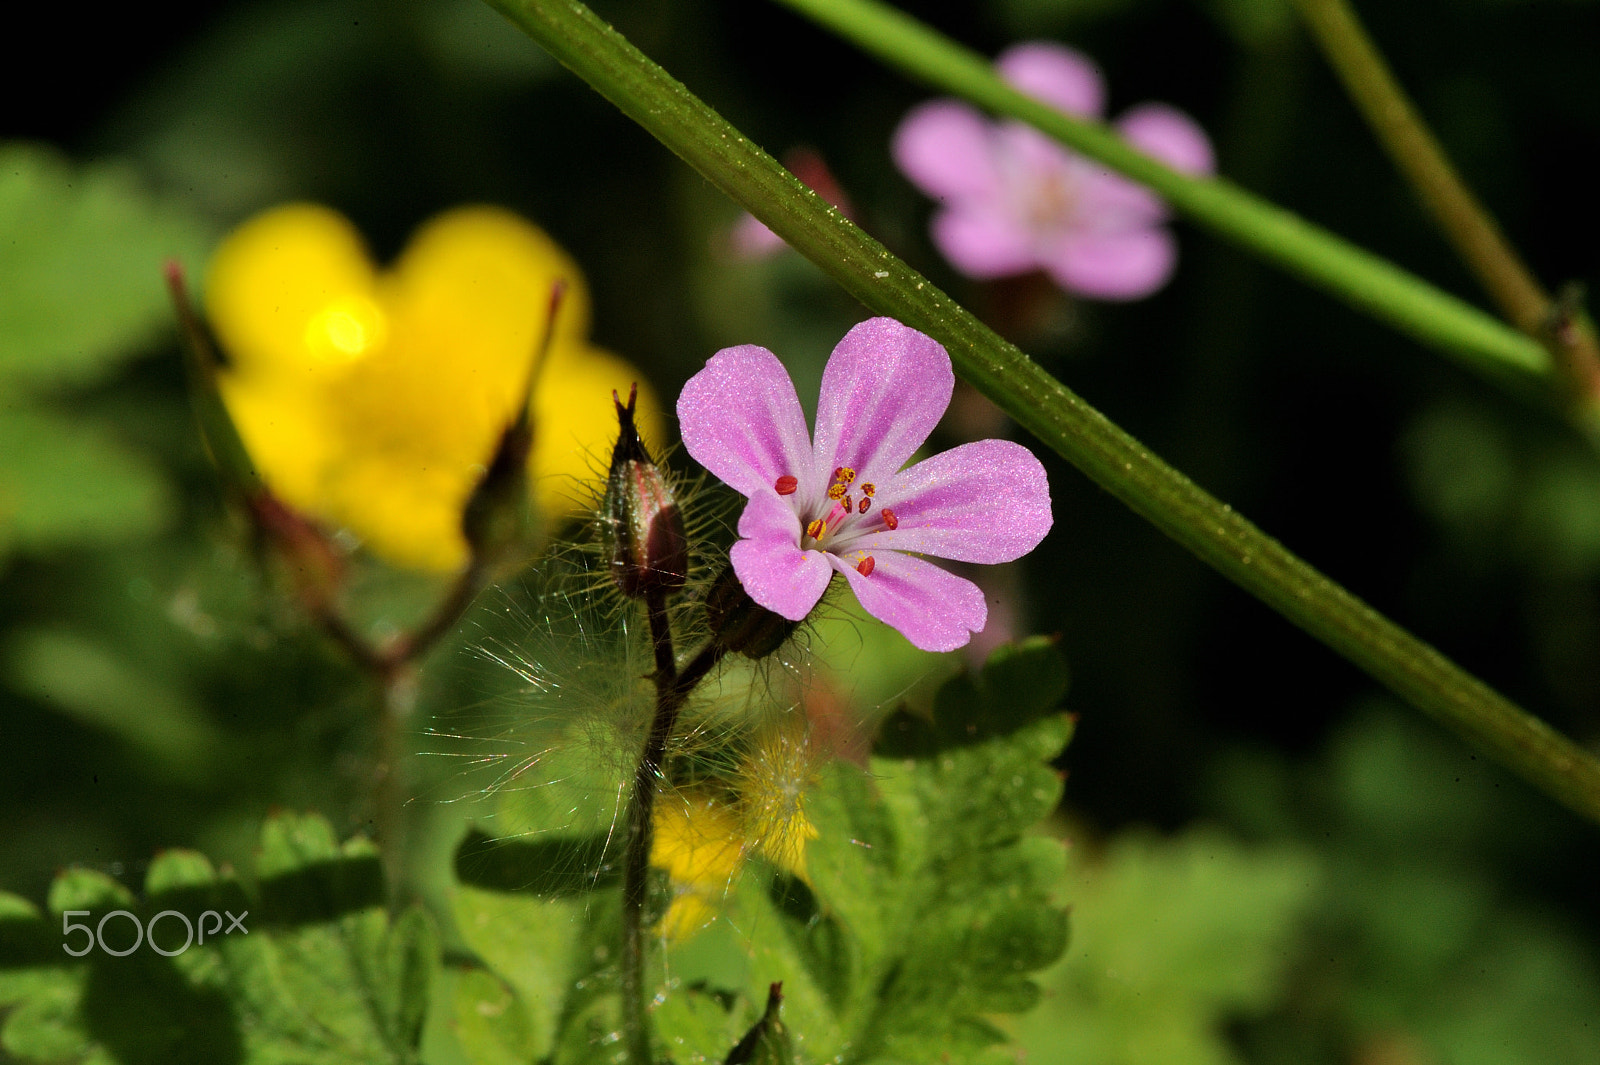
774 475 798 496
860 482 875 497
880 507 899 531
856 556 875 577
858 497 870 513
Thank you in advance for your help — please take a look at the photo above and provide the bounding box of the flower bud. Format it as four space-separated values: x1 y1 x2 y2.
704 564 798 659
462 412 534 566
603 385 687 598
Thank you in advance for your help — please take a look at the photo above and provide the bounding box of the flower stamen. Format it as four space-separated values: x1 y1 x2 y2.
856 555 875 577
880 507 899 531
774 475 798 496
857 497 870 514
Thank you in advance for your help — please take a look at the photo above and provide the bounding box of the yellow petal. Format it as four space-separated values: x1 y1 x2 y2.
651 793 745 888
206 203 667 573
204 204 381 380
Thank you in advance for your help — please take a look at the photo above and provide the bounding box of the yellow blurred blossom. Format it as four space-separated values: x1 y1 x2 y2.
737 717 821 881
652 791 746 942
204 203 665 571
649 721 821 941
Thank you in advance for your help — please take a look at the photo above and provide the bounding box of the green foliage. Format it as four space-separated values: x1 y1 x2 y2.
0 812 439 1065
0 142 211 564
4 628 225 783
444 637 1073 1065
0 143 211 396
1009 829 1320 1065
1210 707 1600 1064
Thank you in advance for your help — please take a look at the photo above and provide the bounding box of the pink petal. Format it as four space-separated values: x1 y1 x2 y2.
731 492 834 621
727 213 787 259
1116 103 1215 176
1073 164 1167 229
1042 227 1177 301
832 550 987 653
892 100 1002 203
851 440 1052 564
996 41 1105 118
678 344 814 499
931 206 1040 278
812 319 954 484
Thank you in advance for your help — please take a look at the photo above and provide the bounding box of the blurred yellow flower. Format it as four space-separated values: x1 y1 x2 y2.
652 791 746 942
649 722 821 942
204 203 665 572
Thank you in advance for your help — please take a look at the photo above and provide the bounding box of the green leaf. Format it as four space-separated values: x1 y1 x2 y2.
0 409 174 560
0 142 212 394
0 812 440 1065
1008 828 1321 1065
691 638 1074 1065
4 628 221 780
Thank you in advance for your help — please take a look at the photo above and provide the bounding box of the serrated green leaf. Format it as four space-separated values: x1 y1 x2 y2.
753 640 1073 1065
0 409 174 560
0 142 212 394
0 813 440 1065
5 628 219 779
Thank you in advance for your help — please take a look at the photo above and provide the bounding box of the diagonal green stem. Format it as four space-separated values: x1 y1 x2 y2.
770 0 1550 384
481 0 1600 825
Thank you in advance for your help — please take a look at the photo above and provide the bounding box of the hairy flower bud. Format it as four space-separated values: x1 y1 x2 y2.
604 385 687 598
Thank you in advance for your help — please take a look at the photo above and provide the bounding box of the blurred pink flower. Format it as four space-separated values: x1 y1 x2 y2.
677 317 1052 652
892 41 1214 300
726 148 855 259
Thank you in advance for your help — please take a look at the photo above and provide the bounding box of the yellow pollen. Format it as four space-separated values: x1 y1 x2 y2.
861 483 875 497
827 483 846 500
835 467 856 485
806 518 826 540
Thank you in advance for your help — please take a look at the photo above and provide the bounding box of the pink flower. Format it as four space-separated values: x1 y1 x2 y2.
892 41 1214 301
677 317 1052 652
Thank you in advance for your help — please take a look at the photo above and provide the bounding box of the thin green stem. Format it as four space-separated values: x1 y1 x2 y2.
1289 0 1600 401
622 596 728 1065
484 0 1600 826
770 0 1550 383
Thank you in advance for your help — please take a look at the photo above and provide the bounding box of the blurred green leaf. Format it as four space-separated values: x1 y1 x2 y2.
5 628 222 780
1009 828 1320 1065
0 409 174 561
0 142 211 394
0 812 440 1065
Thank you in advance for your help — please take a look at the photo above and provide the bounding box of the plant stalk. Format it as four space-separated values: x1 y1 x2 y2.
1289 0 1600 402
621 592 727 1064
